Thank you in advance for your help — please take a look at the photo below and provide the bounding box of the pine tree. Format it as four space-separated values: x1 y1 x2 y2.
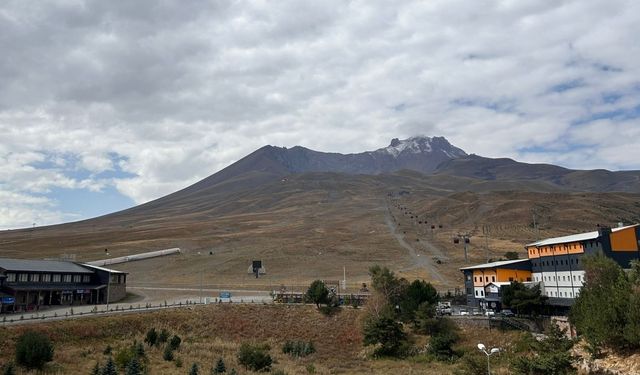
212 357 226 374
125 357 141 375
163 345 174 361
90 362 101 375
101 357 118 375
135 342 145 358
2 362 16 375
189 363 199 375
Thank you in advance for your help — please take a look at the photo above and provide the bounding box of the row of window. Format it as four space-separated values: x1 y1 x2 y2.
532 258 580 268
475 289 485 297
529 242 583 256
472 275 532 283
534 274 583 283
474 275 496 283
5 273 91 284
545 290 579 298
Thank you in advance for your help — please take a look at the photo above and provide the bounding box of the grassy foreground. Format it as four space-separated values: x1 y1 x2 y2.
0 304 521 374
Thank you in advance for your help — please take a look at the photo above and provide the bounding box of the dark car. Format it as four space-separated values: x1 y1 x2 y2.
500 309 515 317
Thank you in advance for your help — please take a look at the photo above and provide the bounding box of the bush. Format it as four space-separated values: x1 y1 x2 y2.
212 357 226 374
102 357 118 375
169 335 182 351
510 325 575 375
144 328 158 347
282 340 315 357
189 363 199 375
363 311 408 357
1 362 16 375
237 343 272 372
159 329 170 343
125 357 142 375
15 331 54 370
163 345 175 361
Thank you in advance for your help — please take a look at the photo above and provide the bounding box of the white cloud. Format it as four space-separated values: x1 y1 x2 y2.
0 0 639 228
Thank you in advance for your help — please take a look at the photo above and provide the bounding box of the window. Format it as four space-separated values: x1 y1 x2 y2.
526 277 531 282
509 277 514 281
6 273 16 282
19 274 28 282
41 274 51 282
63 274 72 283
485 277 489 283
82 275 90 283
491 276 495 282
110 274 119 283
30 274 39 282
475 290 478 296
466 275 471 281
53 274 61 282
474 277 477 282
73 275 81 283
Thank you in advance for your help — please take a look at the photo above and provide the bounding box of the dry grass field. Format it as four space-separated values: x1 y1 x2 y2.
0 304 525 374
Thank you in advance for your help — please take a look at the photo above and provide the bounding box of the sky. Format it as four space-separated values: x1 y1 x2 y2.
1 0 639 229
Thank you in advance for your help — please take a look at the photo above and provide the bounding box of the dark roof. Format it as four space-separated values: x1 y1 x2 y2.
0 258 93 273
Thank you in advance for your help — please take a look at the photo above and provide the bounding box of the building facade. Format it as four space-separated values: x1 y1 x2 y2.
460 224 640 312
526 224 640 307
460 259 532 310
0 258 127 313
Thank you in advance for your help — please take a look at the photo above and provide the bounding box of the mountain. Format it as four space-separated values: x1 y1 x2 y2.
434 154 640 193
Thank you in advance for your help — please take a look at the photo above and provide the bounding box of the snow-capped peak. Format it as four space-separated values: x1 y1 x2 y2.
376 136 467 158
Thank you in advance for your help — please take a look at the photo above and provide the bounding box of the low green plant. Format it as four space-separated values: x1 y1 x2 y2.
163 345 174 361
15 331 54 370
237 343 272 372
282 340 316 357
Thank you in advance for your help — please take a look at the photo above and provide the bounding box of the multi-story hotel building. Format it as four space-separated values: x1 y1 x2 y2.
461 224 640 312
526 224 640 307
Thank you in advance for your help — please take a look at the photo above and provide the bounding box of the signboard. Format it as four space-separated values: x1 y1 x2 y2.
487 285 499 294
1 297 15 304
219 291 231 299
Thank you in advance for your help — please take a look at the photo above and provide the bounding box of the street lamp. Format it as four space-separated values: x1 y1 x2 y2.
477 343 500 375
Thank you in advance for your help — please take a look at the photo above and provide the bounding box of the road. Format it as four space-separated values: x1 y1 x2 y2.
384 208 446 284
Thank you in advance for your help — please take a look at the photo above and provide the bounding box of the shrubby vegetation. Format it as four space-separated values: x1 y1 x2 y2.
570 255 640 356
15 331 54 370
362 265 457 359
237 343 272 372
510 325 575 374
501 281 548 315
282 340 315 357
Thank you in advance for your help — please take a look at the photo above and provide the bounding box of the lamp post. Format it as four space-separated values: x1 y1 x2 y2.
105 250 110 311
477 343 499 375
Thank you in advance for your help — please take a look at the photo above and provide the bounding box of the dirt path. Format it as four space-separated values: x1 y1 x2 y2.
384 207 447 284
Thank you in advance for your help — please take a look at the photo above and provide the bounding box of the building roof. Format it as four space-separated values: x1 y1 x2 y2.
459 258 530 271
525 224 640 247
80 263 127 274
526 231 599 247
0 258 93 273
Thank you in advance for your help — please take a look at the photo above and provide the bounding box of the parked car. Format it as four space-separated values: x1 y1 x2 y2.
485 310 495 316
500 309 515 317
460 311 469 316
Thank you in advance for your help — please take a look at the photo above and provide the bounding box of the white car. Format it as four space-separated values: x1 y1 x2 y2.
485 310 495 316
460 311 469 316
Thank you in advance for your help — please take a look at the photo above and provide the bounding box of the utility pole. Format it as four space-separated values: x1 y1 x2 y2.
483 225 490 262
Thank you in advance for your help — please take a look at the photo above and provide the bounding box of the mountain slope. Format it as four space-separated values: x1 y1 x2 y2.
435 154 640 193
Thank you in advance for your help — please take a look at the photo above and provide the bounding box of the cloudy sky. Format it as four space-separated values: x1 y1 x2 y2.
1 0 639 229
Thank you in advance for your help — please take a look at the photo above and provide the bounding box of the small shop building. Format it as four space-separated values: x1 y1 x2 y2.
0 258 127 313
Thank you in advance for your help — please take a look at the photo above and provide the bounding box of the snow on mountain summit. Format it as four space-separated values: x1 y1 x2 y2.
376 136 467 158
